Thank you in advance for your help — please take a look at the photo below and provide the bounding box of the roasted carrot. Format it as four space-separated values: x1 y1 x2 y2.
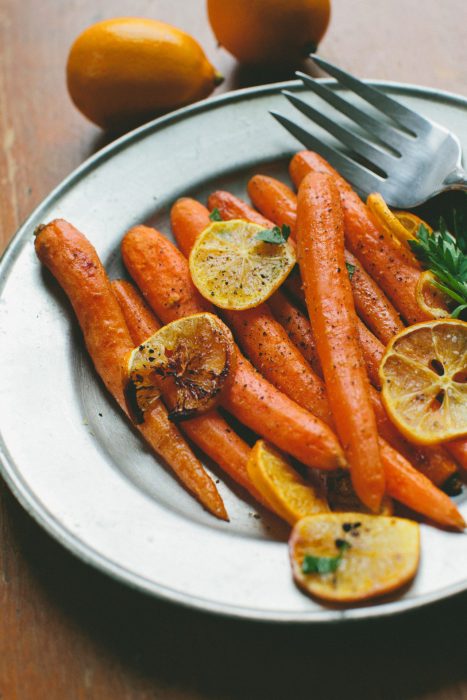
296 173 384 511
171 198 463 524
34 219 228 520
111 279 265 503
122 225 346 471
207 191 271 227
290 151 428 325
380 441 464 530
270 287 459 489
248 174 404 344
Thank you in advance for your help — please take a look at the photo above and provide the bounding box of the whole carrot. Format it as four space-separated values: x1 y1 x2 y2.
248 173 404 344
34 219 228 520
111 279 265 503
122 225 346 471
207 191 271 227
296 173 385 511
290 151 428 325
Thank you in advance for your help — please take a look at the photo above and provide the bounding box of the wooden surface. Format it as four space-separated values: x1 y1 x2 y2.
1 1 467 698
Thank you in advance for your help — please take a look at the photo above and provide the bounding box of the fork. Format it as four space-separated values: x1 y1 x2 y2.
271 55 467 208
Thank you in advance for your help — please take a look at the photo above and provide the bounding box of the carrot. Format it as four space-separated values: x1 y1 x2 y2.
248 174 404 344
122 225 346 471
290 151 428 325
380 441 464 530
111 279 265 503
34 219 228 520
207 191 271 227
296 173 385 511
270 288 459 489
356 321 384 389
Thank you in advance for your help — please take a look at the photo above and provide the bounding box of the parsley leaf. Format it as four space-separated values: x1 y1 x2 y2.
256 224 291 245
209 208 223 222
409 219 467 319
346 262 356 280
301 540 351 576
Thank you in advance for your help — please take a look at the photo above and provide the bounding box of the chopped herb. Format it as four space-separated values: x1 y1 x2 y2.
301 539 351 576
256 224 291 245
409 219 467 318
346 262 356 280
209 208 223 222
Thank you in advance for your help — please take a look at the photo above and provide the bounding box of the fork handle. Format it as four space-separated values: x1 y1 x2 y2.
443 166 467 192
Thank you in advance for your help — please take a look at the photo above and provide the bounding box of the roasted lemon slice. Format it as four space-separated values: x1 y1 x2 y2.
124 312 235 423
189 219 296 310
247 440 329 525
289 513 420 602
380 320 467 445
367 193 426 262
415 270 451 320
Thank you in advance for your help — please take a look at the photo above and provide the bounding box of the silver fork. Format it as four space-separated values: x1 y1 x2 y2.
271 55 467 208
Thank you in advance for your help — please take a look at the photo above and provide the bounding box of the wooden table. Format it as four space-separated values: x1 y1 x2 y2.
1 1 466 697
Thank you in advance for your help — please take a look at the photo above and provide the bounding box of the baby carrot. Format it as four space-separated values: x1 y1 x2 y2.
111 279 265 503
122 225 346 471
248 173 404 344
290 151 428 325
296 173 385 511
207 191 271 227
34 219 228 520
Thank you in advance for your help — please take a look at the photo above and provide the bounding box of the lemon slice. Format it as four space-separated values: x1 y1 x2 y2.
247 440 329 525
289 513 420 602
380 320 467 445
367 193 424 263
394 211 432 238
124 312 235 423
189 219 296 310
415 270 451 320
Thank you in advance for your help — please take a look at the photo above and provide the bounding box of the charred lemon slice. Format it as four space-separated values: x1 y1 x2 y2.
124 312 235 423
247 440 329 525
289 513 420 602
189 219 296 310
394 210 432 238
380 320 467 445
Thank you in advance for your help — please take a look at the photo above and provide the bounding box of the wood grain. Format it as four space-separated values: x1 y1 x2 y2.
1 1 466 698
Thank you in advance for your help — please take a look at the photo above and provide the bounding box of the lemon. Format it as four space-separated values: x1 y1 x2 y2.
189 220 296 310
67 18 222 129
415 271 451 320
124 313 235 423
247 440 329 525
380 320 467 445
207 0 331 66
289 513 420 602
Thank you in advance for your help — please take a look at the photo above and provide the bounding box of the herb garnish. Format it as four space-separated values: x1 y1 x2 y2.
256 224 291 245
409 217 467 318
301 540 351 575
346 262 356 280
209 208 223 222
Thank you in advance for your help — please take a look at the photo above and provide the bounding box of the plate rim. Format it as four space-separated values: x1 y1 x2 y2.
1 78 466 624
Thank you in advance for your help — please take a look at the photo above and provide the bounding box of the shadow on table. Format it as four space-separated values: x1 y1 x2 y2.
3 483 467 700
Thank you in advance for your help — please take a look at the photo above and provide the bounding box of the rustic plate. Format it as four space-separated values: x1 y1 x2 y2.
0 80 466 622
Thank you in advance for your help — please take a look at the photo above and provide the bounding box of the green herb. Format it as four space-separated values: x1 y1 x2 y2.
256 224 291 245
209 208 223 222
301 539 351 576
346 262 356 280
409 220 467 318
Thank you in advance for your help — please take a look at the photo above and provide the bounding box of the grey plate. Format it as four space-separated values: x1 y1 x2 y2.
0 80 466 623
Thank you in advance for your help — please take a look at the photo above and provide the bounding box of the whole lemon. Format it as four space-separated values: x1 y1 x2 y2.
207 0 331 66
67 17 222 130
